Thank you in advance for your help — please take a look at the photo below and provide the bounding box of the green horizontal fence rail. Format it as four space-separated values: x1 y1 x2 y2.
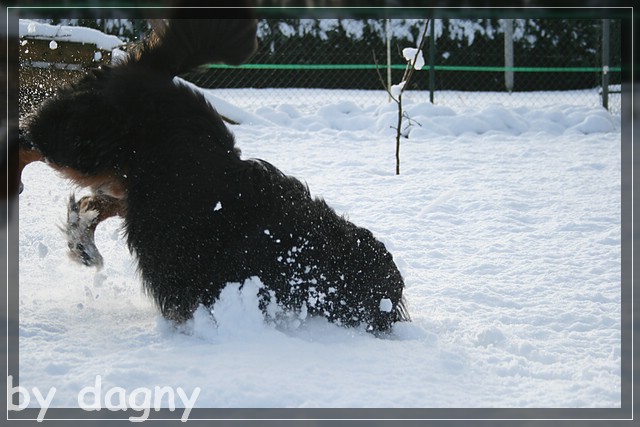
186 19 622 113
203 63 622 73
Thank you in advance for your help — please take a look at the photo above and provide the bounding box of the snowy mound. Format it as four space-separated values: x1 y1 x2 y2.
210 92 618 137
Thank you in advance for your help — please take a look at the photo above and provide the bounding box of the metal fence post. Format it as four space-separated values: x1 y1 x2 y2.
386 19 392 102
601 19 610 110
429 18 435 103
503 19 514 93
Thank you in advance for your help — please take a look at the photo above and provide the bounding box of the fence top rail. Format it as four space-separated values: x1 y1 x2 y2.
202 63 622 73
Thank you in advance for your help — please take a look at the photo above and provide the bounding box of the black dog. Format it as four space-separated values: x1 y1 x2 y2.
20 19 409 333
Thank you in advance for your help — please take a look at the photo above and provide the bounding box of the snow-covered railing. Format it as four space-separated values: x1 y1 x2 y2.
18 20 127 117
19 19 124 71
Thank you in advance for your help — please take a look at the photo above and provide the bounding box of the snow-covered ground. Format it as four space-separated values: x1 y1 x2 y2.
14 17 623 416
18 84 621 410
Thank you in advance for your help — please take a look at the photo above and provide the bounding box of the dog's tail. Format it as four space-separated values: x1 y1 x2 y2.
130 18 258 77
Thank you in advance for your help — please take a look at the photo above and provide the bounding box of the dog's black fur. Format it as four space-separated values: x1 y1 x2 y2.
21 19 409 332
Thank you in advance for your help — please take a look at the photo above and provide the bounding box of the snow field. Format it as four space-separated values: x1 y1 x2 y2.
18 85 621 409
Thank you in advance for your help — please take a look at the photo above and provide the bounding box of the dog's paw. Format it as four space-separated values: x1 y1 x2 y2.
68 240 104 268
65 194 104 268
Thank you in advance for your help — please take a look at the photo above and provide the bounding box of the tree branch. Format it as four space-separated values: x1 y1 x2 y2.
398 19 430 99
372 50 398 103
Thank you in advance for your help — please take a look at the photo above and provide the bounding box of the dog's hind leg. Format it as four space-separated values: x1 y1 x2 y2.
66 194 126 268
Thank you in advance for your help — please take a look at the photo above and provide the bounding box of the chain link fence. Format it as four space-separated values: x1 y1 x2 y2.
182 18 622 116
19 18 622 117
